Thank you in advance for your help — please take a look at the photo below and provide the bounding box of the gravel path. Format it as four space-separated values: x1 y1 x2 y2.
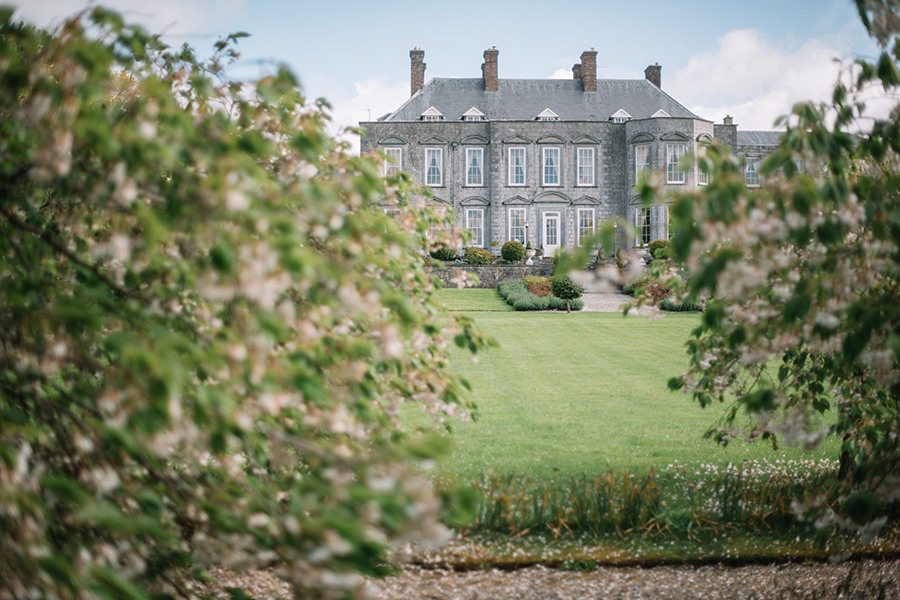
366 560 900 600
580 292 659 315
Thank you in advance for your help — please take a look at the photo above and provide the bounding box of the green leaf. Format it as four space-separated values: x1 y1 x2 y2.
89 566 150 600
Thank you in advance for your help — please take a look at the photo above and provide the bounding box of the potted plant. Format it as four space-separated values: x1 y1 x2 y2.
524 241 536 264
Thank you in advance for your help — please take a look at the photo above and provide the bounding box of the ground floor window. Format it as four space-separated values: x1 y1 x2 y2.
466 208 484 247
577 208 595 246
508 208 526 244
635 206 651 246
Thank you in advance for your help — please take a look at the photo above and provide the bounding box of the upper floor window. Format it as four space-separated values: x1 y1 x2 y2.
577 208 595 246
466 208 484 247
634 145 651 183
383 147 402 177
610 109 632 124
420 106 444 121
508 147 526 186
745 157 760 187
577 147 595 186
666 143 686 184
508 208 526 244
536 108 559 121
425 148 443 186
465 148 484 186
462 107 486 121
542 147 560 186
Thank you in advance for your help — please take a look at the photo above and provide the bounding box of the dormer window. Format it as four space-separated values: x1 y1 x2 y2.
462 107 486 121
610 109 632 123
536 108 559 121
421 106 444 121
651 109 671 118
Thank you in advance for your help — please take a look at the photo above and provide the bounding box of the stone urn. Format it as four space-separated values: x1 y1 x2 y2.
525 247 536 265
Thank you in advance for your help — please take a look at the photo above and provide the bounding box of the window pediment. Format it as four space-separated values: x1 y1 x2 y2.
501 195 532 205
419 136 448 145
461 196 490 206
630 132 655 144
573 135 600 144
651 109 671 118
660 131 690 141
378 136 406 145
534 191 571 203
697 133 713 143
537 134 566 144
502 135 532 144
461 135 490 145
573 195 600 205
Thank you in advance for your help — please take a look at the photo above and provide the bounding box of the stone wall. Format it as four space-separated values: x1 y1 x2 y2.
430 263 552 288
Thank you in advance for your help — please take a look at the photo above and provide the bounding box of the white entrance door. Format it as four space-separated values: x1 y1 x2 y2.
542 212 560 257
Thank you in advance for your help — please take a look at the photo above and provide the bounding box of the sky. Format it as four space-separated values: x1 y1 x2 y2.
10 1 884 152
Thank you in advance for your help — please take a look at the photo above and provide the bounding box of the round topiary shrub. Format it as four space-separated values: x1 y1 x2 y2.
464 246 492 265
648 238 672 259
430 246 458 261
551 275 585 313
501 240 526 262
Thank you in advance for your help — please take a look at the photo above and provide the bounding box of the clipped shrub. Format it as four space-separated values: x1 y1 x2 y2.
524 275 552 297
551 275 585 312
465 246 492 264
659 298 704 312
501 240 526 262
648 238 673 259
548 295 584 311
430 245 458 261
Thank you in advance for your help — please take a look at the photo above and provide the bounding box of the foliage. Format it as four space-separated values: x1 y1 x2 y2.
648 238 672 259
497 280 583 311
430 245 459 261
658 298 704 312
523 275 552 297
0 11 488 599
623 272 673 305
550 275 584 312
464 246 492 264
659 1 900 538
500 240 526 262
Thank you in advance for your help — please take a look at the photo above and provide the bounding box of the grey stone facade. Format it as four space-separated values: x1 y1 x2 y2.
360 49 779 255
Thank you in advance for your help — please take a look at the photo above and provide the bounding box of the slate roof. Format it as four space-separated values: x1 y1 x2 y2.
380 78 703 122
737 130 783 146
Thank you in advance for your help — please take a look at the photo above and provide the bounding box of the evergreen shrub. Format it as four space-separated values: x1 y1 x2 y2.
430 246 458 261
501 240 526 262
465 246 492 264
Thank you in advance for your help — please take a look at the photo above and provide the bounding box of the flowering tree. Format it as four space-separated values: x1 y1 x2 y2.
0 9 485 599
657 0 900 536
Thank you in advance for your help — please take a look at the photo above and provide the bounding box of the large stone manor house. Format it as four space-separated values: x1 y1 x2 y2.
359 48 780 255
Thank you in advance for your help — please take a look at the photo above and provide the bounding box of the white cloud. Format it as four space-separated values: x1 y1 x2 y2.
550 67 571 79
9 0 246 39
669 28 849 129
327 77 409 155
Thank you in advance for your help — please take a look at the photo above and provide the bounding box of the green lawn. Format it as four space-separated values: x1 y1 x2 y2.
437 287 513 312
424 290 837 483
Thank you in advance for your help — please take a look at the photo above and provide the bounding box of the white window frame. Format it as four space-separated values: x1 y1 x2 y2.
666 143 686 184
634 144 651 183
508 207 526 244
466 207 484 248
745 157 760 187
383 147 402 177
508 147 526 186
576 147 595 186
634 206 651 247
577 208 595 246
425 147 443 187
465 148 484 187
542 147 560 186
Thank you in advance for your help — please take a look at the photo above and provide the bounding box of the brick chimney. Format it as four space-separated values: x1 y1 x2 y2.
572 63 583 80
482 47 499 91
410 48 425 96
581 50 597 92
644 63 661 88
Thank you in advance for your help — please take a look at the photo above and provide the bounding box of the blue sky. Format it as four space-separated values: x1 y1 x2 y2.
12 1 882 149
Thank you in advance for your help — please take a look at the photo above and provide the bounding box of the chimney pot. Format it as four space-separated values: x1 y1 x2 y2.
580 50 597 92
482 48 499 91
644 63 661 88
723 115 734 125
410 49 425 96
